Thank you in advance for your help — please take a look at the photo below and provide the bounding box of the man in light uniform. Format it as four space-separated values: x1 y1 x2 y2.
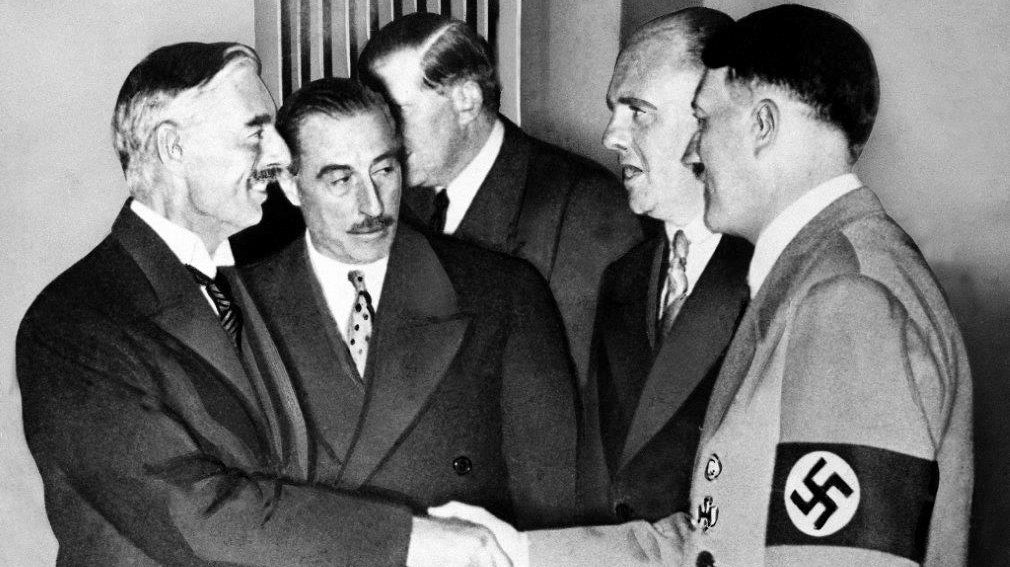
434 5 973 567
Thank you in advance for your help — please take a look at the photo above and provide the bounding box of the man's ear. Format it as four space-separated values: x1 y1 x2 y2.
752 98 778 157
450 80 484 126
153 120 184 172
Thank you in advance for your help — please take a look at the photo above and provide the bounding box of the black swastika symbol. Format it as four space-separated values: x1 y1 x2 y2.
789 456 854 530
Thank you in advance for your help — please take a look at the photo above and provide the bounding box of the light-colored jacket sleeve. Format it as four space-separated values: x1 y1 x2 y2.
527 512 690 567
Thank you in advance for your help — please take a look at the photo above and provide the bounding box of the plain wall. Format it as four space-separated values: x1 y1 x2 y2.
0 0 256 383
520 0 621 169
701 0 1010 562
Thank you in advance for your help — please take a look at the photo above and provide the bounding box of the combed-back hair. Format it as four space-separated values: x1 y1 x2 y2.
702 4 879 161
112 42 260 184
357 12 501 112
630 7 733 69
275 77 394 173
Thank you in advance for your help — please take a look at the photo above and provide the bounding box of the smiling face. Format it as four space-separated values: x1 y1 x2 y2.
683 67 769 240
176 60 289 244
603 38 706 225
368 47 467 188
290 110 402 264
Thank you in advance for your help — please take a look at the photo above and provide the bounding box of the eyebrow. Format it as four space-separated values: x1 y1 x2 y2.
372 149 401 165
245 113 273 128
617 96 657 111
316 164 352 179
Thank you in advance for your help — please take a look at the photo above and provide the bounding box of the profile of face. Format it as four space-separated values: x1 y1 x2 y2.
369 48 466 188
288 110 402 264
683 67 765 239
176 60 290 239
603 40 705 223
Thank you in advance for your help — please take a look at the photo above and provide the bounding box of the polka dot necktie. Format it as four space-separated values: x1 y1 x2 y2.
658 229 690 339
346 270 375 377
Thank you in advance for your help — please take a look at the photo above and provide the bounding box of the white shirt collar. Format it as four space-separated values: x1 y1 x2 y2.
662 215 722 298
305 229 389 338
747 173 862 297
441 118 505 234
129 199 234 277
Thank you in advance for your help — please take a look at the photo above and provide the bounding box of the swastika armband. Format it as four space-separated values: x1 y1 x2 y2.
766 442 939 562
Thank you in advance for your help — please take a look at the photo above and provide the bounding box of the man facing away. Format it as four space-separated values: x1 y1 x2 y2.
356 12 648 382
436 5 973 567
17 43 514 566
238 77 579 566
579 7 752 524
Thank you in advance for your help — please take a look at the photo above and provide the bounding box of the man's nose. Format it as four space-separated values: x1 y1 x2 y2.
357 176 384 218
258 125 291 171
681 130 701 166
602 115 628 153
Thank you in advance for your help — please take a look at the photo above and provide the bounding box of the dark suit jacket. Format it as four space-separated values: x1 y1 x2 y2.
238 224 579 537
579 234 752 523
401 118 649 382
17 202 417 566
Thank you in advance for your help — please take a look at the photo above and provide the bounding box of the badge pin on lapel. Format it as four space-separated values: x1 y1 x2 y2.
705 454 722 481
695 496 719 531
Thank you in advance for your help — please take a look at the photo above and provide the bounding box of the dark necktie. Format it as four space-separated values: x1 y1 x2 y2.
187 265 243 348
430 188 449 233
346 270 375 378
658 229 690 339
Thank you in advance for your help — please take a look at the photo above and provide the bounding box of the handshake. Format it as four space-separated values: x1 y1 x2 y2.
407 502 529 567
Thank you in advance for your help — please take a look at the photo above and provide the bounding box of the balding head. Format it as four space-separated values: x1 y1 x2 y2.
603 8 732 226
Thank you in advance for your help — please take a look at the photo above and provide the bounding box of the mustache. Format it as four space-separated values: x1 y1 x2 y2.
348 215 395 234
690 163 705 179
250 164 292 183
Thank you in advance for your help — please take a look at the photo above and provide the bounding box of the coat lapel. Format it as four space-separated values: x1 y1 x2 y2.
338 226 470 488
644 237 666 349
453 117 530 255
112 204 258 411
223 268 309 478
700 188 879 444
620 236 751 469
240 238 368 474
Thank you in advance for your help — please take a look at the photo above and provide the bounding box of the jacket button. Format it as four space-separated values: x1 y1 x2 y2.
614 502 633 521
452 456 472 475
696 551 715 567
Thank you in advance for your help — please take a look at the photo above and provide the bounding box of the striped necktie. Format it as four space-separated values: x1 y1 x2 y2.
658 229 690 339
186 265 242 348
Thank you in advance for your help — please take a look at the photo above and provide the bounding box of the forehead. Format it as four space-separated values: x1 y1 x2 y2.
297 110 397 165
371 47 427 101
183 60 275 123
609 39 700 103
695 67 735 110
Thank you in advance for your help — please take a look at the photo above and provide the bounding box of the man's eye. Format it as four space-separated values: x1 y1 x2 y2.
630 106 645 117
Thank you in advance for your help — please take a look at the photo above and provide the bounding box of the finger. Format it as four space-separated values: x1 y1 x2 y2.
483 532 514 567
428 501 471 518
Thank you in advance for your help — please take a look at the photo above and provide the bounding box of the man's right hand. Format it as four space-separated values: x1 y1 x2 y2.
406 515 513 567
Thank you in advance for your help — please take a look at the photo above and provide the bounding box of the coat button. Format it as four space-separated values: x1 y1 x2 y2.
704 454 722 481
696 551 715 567
452 456 472 475
614 502 633 521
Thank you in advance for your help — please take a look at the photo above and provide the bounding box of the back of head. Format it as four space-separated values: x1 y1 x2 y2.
702 4 878 161
112 42 260 189
357 12 501 112
276 77 393 173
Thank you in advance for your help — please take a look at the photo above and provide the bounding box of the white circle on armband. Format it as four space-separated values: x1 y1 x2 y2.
784 451 860 537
